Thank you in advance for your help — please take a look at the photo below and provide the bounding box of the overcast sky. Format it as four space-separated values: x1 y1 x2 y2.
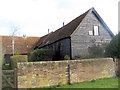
0 0 119 37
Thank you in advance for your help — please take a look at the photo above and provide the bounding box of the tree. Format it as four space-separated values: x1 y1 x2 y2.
105 32 120 59
9 25 20 55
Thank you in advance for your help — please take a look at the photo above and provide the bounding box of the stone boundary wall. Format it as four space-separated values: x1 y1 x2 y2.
17 58 116 88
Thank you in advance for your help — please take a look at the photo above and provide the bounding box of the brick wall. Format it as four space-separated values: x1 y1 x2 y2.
17 58 116 88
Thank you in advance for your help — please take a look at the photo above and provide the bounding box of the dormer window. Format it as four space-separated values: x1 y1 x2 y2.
93 26 99 35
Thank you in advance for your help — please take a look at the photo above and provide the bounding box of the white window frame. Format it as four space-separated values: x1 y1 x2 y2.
89 31 93 36
94 26 99 36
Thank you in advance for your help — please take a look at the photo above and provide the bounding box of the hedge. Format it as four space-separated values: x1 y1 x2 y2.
28 49 53 62
10 55 28 69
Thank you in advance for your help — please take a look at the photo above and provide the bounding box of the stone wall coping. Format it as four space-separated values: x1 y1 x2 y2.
17 58 113 66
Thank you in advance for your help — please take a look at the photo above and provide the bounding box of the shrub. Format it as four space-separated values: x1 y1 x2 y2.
64 55 70 60
14 51 20 55
88 44 104 58
74 43 108 59
28 49 53 62
2 64 11 70
10 55 28 69
105 33 120 59
74 54 90 59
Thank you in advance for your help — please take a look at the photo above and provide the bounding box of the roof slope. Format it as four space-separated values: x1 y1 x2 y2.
35 7 114 48
35 9 90 48
1 36 40 54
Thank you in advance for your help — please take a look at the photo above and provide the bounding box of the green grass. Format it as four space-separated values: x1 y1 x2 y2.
56 78 118 88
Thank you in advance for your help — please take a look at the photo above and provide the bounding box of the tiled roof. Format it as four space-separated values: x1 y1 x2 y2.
1 36 40 54
35 9 90 48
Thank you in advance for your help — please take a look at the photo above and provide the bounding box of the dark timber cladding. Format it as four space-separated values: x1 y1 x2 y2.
35 7 114 59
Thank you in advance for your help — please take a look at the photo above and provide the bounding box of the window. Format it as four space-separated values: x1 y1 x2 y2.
89 31 93 35
7 45 10 47
89 26 99 36
94 26 99 35
26 45 31 48
7 45 12 47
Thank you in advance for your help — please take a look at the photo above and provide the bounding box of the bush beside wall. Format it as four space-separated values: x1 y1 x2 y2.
105 32 120 58
10 55 28 69
28 49 53 62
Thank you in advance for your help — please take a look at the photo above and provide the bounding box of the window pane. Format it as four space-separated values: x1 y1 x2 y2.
94 26 99 35
89 31 93 35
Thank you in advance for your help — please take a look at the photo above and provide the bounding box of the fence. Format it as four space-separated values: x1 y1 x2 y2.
2 68 17 89
17 58 116 88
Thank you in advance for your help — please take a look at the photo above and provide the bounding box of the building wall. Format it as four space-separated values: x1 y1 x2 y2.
71 11 113 59
17 58 116 88
42 38 71 60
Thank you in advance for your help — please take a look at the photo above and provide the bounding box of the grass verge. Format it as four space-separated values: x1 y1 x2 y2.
57 78 118 88
27 77 119 89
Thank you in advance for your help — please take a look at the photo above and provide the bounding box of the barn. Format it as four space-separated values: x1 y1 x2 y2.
34 7 114 60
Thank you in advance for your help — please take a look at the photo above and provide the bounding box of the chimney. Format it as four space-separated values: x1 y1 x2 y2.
48 29 49 34
23 34 26 38
63 22 64 29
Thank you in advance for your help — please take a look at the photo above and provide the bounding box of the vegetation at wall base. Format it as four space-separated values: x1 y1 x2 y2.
64 55 70 60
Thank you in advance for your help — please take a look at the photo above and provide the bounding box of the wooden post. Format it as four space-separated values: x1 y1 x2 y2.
14 68 18 88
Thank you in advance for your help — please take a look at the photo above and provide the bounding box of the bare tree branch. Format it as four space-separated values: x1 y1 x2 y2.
9 24 20 55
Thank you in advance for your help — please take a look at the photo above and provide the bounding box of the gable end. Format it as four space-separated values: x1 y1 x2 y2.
92 8 114 37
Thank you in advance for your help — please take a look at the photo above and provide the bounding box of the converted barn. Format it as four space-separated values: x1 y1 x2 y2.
35 7 114 60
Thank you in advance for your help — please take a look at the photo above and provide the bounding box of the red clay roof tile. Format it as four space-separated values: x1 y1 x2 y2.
1 36 40 54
